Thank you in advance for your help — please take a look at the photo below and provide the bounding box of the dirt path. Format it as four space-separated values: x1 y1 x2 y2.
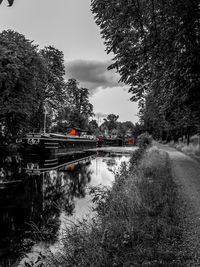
158 144 200 266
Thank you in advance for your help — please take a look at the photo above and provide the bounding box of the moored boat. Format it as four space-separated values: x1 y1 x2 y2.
21 130 98 156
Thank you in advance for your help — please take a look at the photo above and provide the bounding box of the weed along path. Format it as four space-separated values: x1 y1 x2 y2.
158 144 200 265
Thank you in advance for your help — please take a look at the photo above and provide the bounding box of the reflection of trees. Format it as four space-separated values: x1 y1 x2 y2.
64 162 92 199
105 158 117 168
0 174 43 267
57 162 93 214
0 159 93 265
39 161 93 241
102 156 118 174
0 154 22 181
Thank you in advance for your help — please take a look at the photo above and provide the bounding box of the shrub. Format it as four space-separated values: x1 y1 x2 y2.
190 135 199 145
174 135 200 156
129 147 145 172
137 132 153 149
182 143 200 156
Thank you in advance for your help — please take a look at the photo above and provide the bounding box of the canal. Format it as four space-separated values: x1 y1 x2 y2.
0 150 131 266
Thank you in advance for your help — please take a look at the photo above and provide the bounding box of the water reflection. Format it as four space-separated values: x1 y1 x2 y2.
0 151 130 266
0 154 21 182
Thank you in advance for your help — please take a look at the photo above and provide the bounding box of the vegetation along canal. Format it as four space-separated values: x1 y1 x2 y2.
0 150 131 266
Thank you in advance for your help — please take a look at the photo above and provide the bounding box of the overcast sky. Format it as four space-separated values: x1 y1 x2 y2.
0 0 139 123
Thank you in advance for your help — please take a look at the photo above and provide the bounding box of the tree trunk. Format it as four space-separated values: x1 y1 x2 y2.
187 127 190 145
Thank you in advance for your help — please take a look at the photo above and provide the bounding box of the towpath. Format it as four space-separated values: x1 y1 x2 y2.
158 144 200 266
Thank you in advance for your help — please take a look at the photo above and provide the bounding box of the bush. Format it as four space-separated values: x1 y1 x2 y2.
182 143 200 156
129 147 145 172
174 135 200 156
190 135 199 145
137 132 153 149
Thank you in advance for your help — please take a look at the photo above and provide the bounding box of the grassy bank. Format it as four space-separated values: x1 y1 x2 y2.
169 135 200 159
38 146 187 266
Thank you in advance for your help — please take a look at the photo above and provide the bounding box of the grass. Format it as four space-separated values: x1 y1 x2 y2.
22 145 188 266
171 135 200 158
31 146 187 267
181 143 200 156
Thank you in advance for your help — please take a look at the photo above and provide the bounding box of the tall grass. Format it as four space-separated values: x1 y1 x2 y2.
41 147 187 266
175 135 200 157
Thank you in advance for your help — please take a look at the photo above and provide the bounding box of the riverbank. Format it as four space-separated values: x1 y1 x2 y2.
35 146 188 266
88 146 138 154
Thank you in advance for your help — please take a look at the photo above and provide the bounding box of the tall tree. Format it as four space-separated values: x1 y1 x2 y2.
88 119 98 134
91 0 200 140
40 46 66 110
102 114 119 133
38 46 67 132
0 30 46 140
0 31 68 141
52 79 94 131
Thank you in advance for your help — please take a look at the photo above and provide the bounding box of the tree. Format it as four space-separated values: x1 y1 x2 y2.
117 121 134 138
50 106 71 133
65 79 94 129
0 30 46 141
0 30 68 141
88 119 98 134
102 114 119 133
38 46 67 132
40 46 66 110
91 0 200 141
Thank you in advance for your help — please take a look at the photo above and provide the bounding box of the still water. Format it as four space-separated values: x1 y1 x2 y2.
0 151 130 267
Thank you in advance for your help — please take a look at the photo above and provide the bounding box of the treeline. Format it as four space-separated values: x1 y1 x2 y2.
89 114 143 142
91 0 200 143
0 30 93 143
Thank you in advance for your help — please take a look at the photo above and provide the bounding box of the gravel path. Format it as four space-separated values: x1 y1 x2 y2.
158 144 200 266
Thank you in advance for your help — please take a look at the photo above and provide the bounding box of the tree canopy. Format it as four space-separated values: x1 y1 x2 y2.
91 0 200 141
102 114 119 133
0 30 46 139
50 79 94 133
65 79 94 130
0 30 94 141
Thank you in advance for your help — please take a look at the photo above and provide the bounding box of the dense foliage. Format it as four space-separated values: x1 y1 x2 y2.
91 0 200 142
0 30 94 142
137 132 152 148
52 79 94 132
0 30 46 140
98 114 137 139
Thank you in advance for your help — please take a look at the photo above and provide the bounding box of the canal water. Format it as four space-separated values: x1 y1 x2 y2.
0 151 130 267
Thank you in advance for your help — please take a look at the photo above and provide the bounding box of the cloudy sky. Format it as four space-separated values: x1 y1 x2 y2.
0 0 139 123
